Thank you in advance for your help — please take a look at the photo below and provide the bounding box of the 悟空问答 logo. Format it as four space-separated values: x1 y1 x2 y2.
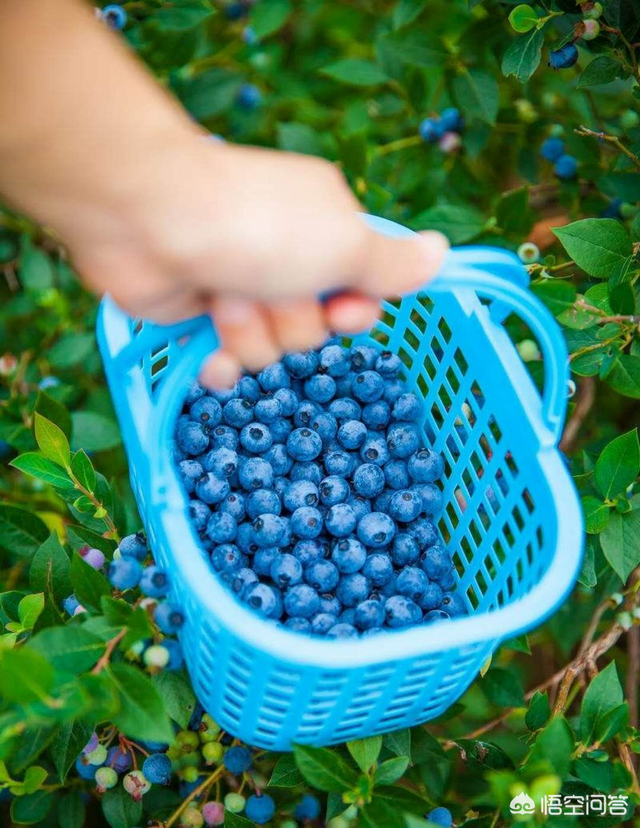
510 792 535 815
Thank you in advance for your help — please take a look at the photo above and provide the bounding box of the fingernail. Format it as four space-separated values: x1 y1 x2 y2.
216 297 255 325
419 230 450 253
201 351 240 389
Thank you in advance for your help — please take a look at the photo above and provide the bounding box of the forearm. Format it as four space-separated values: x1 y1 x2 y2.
0 0 195 238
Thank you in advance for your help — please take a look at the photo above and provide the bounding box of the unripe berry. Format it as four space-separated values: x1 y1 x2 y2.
202 742 224 765
123 770 151 800
621 109 640 131
583 1 603 19
580 19 600 40
83 732 99 754
143 644 170 670
95 766 118 791
515 98 538 123
224 792 246 813
85 744 108 765
177 730 200 750
517 339 541 362
517 242 540 264
620 203 639 219
201 714 221 736
202 801 225 826
73 604 87 616
567 379 576 398
79 546 106 571
182 766 200 783
180 807 205 828
0 354 17 376
438 131 462 153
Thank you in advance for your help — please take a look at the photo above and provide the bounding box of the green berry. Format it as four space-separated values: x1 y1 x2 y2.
143 644 170 670
515 99 538 123
202 742 224 765
180 807 205 828
583 1 603 19
581 18 600 40
123 770 151 800
517 242 540 264
177 730 200 750
201 714 221 737
95 766 118 791
86 744 108 765
517 339 541 362
621 109 640 131
280 821 298 828
620 203 639 219
224 793 246 813
182 766 200 783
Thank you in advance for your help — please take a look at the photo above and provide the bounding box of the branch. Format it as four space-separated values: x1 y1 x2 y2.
575 126 640 171
92 628 126 674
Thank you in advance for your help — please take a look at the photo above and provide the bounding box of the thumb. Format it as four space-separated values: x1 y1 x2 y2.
350 228 449 298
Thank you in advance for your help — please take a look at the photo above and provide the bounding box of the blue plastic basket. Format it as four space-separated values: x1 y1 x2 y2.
97 215 583 751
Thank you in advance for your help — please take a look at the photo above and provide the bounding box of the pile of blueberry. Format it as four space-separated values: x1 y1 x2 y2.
173 341 465 639
419 107 463 154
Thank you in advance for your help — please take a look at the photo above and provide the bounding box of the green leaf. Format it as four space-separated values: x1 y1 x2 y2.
411 204 485 244
34 413 70 468
578 55 626 87
525 691 550 731
600 509 640 582
580 661 623 745
151 671 197 730
19 237 54 292
527 717 574 777
46 333 95 370
480 668 524 707
102 785 143 828
268 754 303 788
379 29 445 68
30 626 106 673
595 702 629 743
20 765 47 795
0 504 49 557
71 411 121 453
276 123 324 156
176 69 242 119
502 29 544 83
553 219 633 279
71 450 97 492
69 553 110 611
10 790 52 825
154 2 212 31
608 355 640 399
224 814 255 828
347 736 382 773
531 280 577 316
594 429 639 500
48 720 94 783
30 533 70 602
293 744 359 793
0 647 54 703
67 525 116 559
35 391 72 441
582 496 611 534
10 453 74 488
373 756 409 785
495 187 533 236
58 792 86 828
384 728 411 759
508 4 538 33
249 0 291 39
108 663 174 743
17 592 44 631
392 0 427 28
451 69 499 125
320 60 389 87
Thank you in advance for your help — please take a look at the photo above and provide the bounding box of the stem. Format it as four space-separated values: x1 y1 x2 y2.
69 472 120 541
375 135 423 157
575 125 640 171
164 766 226 828
92 629 127 674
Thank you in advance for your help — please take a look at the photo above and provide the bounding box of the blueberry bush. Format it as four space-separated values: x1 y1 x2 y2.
1 1 639 826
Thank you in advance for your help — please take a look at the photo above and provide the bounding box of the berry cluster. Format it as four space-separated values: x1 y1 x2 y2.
419 108 464 154
540 135 578 180
548 2 602 71
174 341 465 639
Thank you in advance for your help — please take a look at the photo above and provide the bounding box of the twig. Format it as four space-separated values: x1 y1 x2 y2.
164 766 226 828
92 629 127 674
375 135 423 157
559 376 596 453
628 627 639 730
575 126 640 170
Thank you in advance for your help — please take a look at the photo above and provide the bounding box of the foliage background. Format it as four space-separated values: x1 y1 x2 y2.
0 0 639 825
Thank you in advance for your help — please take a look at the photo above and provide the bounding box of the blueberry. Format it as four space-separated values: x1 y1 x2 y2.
240 422 273 454
319 344 350 377
327 623 358 638
142 753 172 785
324 449 354 477
305 559 340 592
352 370 384 402
353 463 385 498
441 592 466 617
325 503 357 537
273 387 298 416
271 553 303 588
284 584 320 618
339 607 356 625
283 351 319 379
290 506 323 539
554 154 578 179
283 479 319 511
108 557 142 589
391 533 420 566
362 400 391 431
224 746 253 774
176 421 209 456
196 473 230 505
223 398 254 428
106 746 132 773
140 565 170 598
236 376 261 402
205 512 237 544
336 572 370 607
541 136 565 161
440 107 463 132
362 552 394 586
357 512 396 548
285 617 312 633
189 500 211 532
304 373 337 403
438 568 455 589
235 522 257 554
379 572 398 597
210 425 239 451
62 594 80 615
337 418 367 450
328 538 364 574
79 546 105 573
389 490 422 523
419 117 444 142
319 475 350 506
384 459 409 490
311 411 338 442
318 593 342 615
548 43 578 69
374 490 393 513
245 583 281 618
238 457 274 490
419 541 452 579
392 393 421 422
360 434 389 466
119 532 148 560
212 544 246 573
350 345 378 372
341 497 367 523
425 807 452 827
231 567 259 598
411 482 443 516
424 609 451 624
387 423 420 459
273 476 289 497
396 566 429 601
329 398 362 422
292 539 328 566
287 427 323 461
254 547 280 576
375 351 402 377
269 417 293 444
254 397 281 424
102 3 127 29
407 517 439 550
189 397 222 427
418 581 444 611
407 448 443 482
178 459 204 494
383 379 405 405
260 445 289 478
210 384 237 405
258 362 290 391
246 489 281 520
252 514 287 547
385 595 421 628
75 756 97 781
202 447 238 479
290 461 323 485
354 598 385 630
184 379 206 406
155 602 185 633
237 82 261 109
